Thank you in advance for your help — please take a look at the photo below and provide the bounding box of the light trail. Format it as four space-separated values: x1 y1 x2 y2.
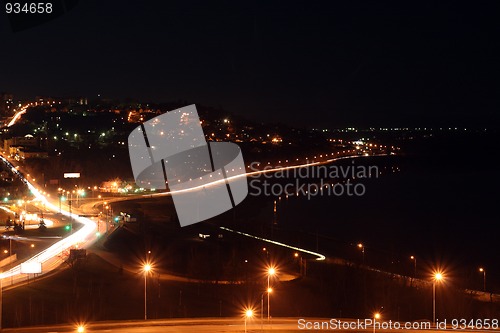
148 153 390 197
219 226 326 261
7 106 28 127
0 206 15 214
0 150 390 284
0 155 97 284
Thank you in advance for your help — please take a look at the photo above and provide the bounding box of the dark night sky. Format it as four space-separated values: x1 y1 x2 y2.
1 1 499 128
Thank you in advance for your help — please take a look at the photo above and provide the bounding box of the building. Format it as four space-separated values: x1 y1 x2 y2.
14 147 48 160
2 134 47 160
0 92 14 116
3 134 39 152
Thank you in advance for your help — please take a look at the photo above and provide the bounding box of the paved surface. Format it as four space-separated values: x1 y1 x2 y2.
3 317 499 333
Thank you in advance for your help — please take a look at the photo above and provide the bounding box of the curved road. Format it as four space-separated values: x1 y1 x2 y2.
0 149 393 287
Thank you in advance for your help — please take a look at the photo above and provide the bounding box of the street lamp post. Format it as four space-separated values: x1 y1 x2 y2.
267 267 276 322
69 195 73 235
479 268 486 291
104 203 110 233
357 243 365 265
373 312 381 333
143 263 151 320
410 256 417 277
8 238 12 285
245 309 253 333
432 282 436 324
261 293 264 330
260 286 275 330
433 272 443 325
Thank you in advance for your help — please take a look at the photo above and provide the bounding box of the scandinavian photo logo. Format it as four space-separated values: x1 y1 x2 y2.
128 105 248 227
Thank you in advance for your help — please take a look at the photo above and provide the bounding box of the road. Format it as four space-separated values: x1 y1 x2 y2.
0 155 98 288
0 317 296 332
6 104 29 127
2 317 497 333
0 146 392 287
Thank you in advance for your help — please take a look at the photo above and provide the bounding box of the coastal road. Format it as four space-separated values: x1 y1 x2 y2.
0 147 393 287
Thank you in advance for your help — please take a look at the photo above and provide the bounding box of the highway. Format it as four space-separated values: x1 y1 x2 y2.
0 144 393 287
0 155 98 287
6 104 29 128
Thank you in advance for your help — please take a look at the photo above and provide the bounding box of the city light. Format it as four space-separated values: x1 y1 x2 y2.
0 5 494 330
357 243 365 264
432 271 445 324
0 154 98 288
143 263 152 320
479 268 486 291
266 266 277 322
244 308 254 333
410 255 417 277
373 313 381 333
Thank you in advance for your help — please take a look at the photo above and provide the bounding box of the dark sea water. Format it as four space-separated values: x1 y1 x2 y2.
266 131 499 288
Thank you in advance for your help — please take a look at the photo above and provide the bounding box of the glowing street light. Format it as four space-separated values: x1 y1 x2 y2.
77 325 85 333
357 243 365 264
261 288 273 329
244 308 254 333
143 263 152 320
267 267 276 322
432 272 444 324
479 268 486 291
410 256 417 277
373 313 381 333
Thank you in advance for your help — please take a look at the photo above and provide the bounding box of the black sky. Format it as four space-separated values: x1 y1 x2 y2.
1 1 499 128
